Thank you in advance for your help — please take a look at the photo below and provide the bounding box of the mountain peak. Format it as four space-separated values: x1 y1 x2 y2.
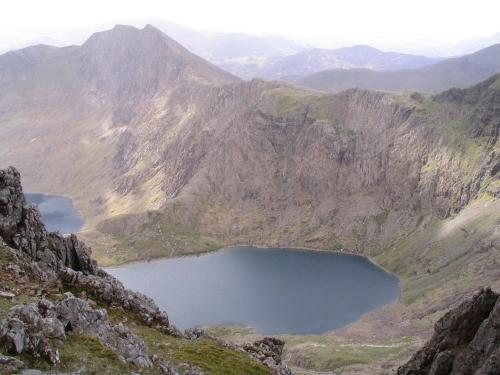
78 24 238 98
83 23 167 47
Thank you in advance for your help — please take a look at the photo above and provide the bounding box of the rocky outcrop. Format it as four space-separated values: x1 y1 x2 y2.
398 288 499 375
0 293 153 367
0 167 96 273
0 354 25 372
244 337 294 375
59 268 171 331
0 167 170 330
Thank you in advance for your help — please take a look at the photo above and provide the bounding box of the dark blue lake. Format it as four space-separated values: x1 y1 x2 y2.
26 193 85 234
107 246 399 335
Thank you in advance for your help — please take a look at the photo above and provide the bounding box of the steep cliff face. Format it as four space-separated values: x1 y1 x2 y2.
91 75 498 266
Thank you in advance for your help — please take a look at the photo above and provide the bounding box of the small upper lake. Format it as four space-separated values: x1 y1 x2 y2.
26 193 85 234
107 246 399 335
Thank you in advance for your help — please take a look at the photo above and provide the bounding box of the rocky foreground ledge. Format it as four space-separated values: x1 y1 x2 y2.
397 287 499 375
0 166 293 375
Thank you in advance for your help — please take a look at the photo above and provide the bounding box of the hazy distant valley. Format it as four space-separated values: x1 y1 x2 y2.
0 20 499 375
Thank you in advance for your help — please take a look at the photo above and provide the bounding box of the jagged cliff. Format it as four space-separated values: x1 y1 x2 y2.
0 167 293 374
92 75 499 265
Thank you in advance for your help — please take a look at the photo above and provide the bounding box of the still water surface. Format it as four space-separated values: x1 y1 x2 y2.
108 246 399 334
26 193 85 233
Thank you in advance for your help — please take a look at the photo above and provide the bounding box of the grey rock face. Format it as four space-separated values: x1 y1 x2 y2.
0 294 153 367
398 288 500 375
0 167 170 331
0 167 181 370
244 337 294 375
0 302 65 363
0 167 96 273
160 362 180 375
20 370 44 375
184 327 205 340
0 354 25 372
59 268 169 330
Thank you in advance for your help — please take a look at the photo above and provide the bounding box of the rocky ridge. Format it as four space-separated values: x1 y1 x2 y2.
0 166 293 374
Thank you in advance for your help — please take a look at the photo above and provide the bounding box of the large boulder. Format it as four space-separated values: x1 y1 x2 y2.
0 302 65 364
398 288 499 375
244 337 294 375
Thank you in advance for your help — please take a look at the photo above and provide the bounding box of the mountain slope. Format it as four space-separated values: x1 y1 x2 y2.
0 25 497 269
88 75 499 264
0 24 239 226
297 43 500 93
136 19 307 80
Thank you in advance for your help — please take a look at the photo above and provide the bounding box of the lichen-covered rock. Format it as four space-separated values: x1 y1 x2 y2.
0 166 171 329
160 362 180 375
398 288 499 375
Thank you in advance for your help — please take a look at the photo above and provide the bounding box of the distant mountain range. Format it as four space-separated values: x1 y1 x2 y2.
296 43 500 93
3 18 500 82
146 21 442 80
252 45 440 80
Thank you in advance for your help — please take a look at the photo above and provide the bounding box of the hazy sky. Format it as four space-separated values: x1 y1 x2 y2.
1 0 500 54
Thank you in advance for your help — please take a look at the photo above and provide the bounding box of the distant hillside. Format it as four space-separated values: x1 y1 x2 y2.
138 20 439 80
258 45 439 80
138 19 307 79
296 43 500 93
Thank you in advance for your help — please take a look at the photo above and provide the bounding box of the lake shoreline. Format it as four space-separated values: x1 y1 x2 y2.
107 245 400 335
25 192 86 234
25 190 88 231
105 243 399 287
